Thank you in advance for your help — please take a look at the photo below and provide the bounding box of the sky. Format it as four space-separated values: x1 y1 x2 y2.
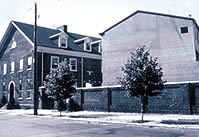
0 0 199 40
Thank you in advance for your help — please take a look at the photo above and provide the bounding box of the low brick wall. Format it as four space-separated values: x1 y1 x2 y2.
74 83 199 114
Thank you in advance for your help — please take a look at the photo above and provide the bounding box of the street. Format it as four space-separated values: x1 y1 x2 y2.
0 114 199 137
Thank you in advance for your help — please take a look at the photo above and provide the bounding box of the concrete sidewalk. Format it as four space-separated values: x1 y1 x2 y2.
1 109 199 129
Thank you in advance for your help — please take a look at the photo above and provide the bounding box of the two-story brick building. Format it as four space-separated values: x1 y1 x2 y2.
0 21 102 109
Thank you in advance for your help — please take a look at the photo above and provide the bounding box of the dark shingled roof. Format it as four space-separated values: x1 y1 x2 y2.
13 21 100 52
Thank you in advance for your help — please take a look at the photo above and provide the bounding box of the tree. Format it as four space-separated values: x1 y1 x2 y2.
119 46 166 122
44 59 76 116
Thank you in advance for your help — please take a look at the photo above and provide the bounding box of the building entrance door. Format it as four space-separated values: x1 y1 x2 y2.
9 83 15 105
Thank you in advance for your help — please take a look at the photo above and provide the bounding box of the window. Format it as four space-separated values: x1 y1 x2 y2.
18 91 23 99
84 42 91 51
70 58 77 71
28 56 32 69
26 90 31 99
3 82 6 91
84 38 92 52
51 56 59 69
19 80 22 90
86 43 91 51
181 27 188 34
59 37 67 48
27 79 32 90
3 63 7 75
19 59 23 71
11 61 15 73
11 38 16 49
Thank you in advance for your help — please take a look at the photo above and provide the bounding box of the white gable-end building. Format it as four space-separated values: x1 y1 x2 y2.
100 10 199 86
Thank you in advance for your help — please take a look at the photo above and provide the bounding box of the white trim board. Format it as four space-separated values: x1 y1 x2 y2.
77 80 199 90
76 85 121 90
165 80 199 85
91 40 101 45
49 31 69 39
37 46 102 60
74 37 88 43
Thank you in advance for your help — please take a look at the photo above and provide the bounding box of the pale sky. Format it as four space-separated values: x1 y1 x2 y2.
0 0 198 39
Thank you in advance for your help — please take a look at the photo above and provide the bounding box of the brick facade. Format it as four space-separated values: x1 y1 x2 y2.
0 21 102 109
0 30 34 108
74 83 199 114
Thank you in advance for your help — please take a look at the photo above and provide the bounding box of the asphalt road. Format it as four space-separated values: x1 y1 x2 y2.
0 114 199 137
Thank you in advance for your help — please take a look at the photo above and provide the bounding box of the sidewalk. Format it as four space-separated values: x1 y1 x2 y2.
1 109 199 129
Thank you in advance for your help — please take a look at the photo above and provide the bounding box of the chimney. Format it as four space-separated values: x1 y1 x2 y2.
57 25 67 33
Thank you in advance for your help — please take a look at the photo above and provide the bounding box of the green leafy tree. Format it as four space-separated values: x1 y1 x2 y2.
44 59 76 116
119 46 166 122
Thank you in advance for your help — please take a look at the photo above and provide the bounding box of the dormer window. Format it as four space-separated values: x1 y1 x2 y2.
84 38 92 52
90 40 102 53
59 36 68 48
85 42 91 51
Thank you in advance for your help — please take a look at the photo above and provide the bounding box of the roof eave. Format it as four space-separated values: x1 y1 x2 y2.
12 21 34 46
100 10 199 36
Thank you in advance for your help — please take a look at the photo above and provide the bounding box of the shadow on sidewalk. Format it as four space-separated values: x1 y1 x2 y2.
161 120 199 125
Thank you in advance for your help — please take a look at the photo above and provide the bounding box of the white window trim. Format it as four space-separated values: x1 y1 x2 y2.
58 36 68 48
84 42 92 52
27 68 32 71
74 37 88 43
18 90 23 100
19 59 23 71
91 40 102 53
70 58 77 72
26 90 32 99
3 63 7 75
98 43 102 53
11 61 15 73
27 56 32 70
19 80 22 90
51 56 59 70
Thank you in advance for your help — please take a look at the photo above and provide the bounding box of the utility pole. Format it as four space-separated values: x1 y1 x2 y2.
33 2 38 115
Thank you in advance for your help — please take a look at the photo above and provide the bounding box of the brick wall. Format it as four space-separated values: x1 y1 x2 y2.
74 83 199 114
0 30 34 108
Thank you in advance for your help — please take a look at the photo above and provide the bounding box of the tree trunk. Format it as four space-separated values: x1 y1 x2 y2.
141 95 144 122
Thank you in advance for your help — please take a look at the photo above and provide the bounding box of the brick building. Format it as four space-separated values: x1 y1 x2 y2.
0 21 102 108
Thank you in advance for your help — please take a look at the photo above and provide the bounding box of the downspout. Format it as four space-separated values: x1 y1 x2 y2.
81 56 84 87
41 52 44 85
